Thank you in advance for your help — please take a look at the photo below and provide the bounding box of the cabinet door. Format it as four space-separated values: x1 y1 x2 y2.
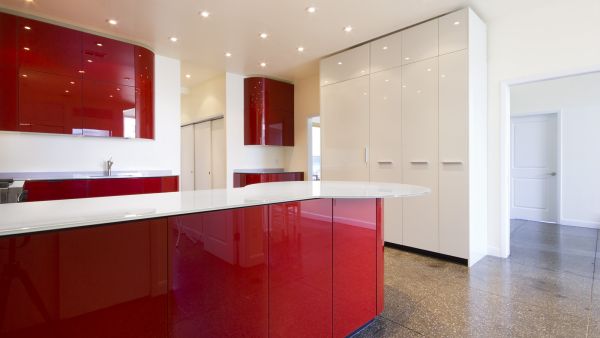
135 46 154 139
82 81 135 137
370 67 403 244
333 199 377 338
265 79 294 146
193 122 212 190
439 9 468 55
402 58 439 252
370 31 402 73
180 125 195 191
0 12 18 131
401 19 438 65
18 18 82 77
19 70 82 135
320 44 369 86
321 76 370 181
438 50 469 258
269 199 333 337
210 118 227 188
82 33 135 87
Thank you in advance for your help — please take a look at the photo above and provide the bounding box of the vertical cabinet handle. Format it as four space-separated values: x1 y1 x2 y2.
364 147 369 164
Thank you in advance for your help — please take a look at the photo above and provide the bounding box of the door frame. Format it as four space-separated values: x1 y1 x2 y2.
499 65 600 258
510 110 562 225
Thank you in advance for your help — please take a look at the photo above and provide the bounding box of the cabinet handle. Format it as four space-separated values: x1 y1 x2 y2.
410 161 429 165
377 160 393 164
441 161 463 164
364 147 369 164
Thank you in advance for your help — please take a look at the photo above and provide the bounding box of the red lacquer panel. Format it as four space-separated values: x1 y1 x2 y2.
82 80 135 137
269 199 333 337
0 219 168 338
168 207 269 337
22 180 89 202
17 18 82 78
159 176 179 193
0 12 18 131
244 77 265 145
81 33 134 87
18 71 82 135
135 46 154 139
265 78 294 146
233 172 304 188
333 198 378 338
376 198 384 315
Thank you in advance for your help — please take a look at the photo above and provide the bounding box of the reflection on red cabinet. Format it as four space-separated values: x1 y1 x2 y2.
0 12 18 131
23 176 179 202
82 33 135 87
135 46 154 139
376 199 384 315
19 71 82 134
167 206 269 337
333 198 378 338
244 77 294 146
0 219 168 338
233 172 304 188
269 199 333 337
82 81 135 137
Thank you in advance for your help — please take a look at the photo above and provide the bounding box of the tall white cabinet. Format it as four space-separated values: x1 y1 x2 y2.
320 8 487 265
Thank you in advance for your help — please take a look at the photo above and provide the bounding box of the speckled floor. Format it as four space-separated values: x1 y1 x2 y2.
352 219 600 337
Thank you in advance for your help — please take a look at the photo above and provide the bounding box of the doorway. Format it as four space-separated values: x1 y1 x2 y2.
307 116 321 181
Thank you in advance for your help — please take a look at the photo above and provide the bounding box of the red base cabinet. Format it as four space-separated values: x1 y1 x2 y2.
233 172 304 188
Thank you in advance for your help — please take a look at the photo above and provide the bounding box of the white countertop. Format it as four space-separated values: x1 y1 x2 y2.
0 181 429 237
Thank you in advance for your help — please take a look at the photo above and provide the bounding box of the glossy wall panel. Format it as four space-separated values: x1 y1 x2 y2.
333 199 377 338
0 219 168 338
82 33 135 87
167 206 269 337
244 77 265 145
82 81 135 137
0 12 18 131
269 199 333 337
135 46 154 139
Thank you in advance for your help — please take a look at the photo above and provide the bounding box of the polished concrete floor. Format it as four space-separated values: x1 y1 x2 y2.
353 219 600 337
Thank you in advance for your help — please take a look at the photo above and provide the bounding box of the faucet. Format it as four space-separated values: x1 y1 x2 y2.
107 157 114 176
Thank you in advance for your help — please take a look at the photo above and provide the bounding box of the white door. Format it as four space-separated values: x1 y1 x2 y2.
194 122 212 190
210 119 226 189
180 125 195 191
370 67 403 245
321 76 370 181
511 113 558 223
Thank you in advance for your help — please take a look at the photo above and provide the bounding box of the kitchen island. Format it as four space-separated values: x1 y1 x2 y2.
0 181 428 338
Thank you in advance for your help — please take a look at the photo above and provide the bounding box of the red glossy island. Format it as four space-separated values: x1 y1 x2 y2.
0 181 428 338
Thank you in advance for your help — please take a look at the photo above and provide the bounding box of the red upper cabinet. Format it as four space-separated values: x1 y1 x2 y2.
134 46 154 139
82 81 135 137
81 33 135 87
0 12 18 131
244 77 294 146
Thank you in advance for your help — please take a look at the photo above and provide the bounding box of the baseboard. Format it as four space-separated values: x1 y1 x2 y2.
487 245 502 257
384 242 468 266
560 218 600 229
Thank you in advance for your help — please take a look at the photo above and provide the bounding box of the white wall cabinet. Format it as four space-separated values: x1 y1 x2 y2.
319 44 370 86
320 8 487 265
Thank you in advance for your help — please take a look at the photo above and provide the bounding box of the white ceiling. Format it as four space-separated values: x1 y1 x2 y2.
0 0 531 86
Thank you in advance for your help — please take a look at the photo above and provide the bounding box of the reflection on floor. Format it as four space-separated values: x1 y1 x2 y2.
352 219 600 337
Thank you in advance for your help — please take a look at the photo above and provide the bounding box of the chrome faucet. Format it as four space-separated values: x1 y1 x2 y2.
107 157 114 176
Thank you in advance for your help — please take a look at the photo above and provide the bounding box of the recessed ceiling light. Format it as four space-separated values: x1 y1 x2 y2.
23 47 30 51
441 74 446 78
259 32 268 39
96 42 103 47
385 79 389 82
69 81 75 84
426 68 431 72
260 62 267 67
297 46 304 52
169 36 178 42
64 90 70 93
225 52 232 57
78 70 85 74
306 6 317 13
87 59 93 63
382 46 388 50
106 19 118 26
24 26 31 30
185 74 191 79
199 10 210 18
21 74 28 78
116 87 121 91
25 0 33 3
109 94 114 98
337 61 343 65
404 57 410 60
453 21 460 25
343 25 352 32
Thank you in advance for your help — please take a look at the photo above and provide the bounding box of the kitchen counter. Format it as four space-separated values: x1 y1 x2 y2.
0 170 174 181
0 181 428 236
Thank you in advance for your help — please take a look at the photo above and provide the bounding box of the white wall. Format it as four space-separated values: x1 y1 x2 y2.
285 73 320 178
484 0 600 255
0 54 181 174
511 72 600 228
181 74 226 125
225 73 288 188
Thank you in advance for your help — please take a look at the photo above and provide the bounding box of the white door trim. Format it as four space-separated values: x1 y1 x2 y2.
499 65 600 258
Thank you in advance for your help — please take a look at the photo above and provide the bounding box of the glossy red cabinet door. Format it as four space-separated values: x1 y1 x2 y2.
82 33 135 87
233 172 304 188
82 80 135 137
0 219 168 338
244 77 294 146
0 12 18 131
135 46 154 139
333 198 378 338
269 199 333 337
17 18 82 78
19 71 83 134
168 207 269 337
23 179 89 202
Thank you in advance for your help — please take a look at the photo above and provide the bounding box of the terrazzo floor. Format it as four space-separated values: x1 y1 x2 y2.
352 219 600 337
